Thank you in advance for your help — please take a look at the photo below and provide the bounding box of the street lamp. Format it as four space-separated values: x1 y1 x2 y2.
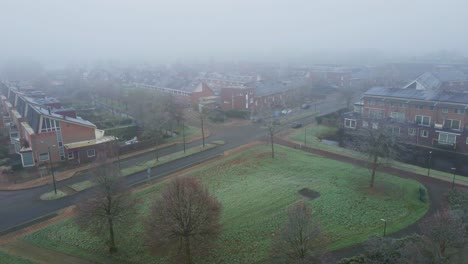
427 151 432 177
451 167 456 190
304 127 307 146
47 146 57 194
380 218 387 237
182 122 186 153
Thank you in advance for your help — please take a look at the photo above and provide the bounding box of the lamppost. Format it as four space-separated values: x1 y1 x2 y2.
182 122 186 153
200 112 205 148
427 151 432 177
304 127 307 146
380 218 387 237
451 167 456 190
47 146 57 194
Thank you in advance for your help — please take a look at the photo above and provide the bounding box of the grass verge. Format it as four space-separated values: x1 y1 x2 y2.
0 250 35 264
24 144 428 263
39 190 67 201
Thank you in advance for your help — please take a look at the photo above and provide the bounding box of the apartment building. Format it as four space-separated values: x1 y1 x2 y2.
343 71 468 153
1 82 114 168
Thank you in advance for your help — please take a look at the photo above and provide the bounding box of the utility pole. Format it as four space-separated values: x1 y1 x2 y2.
182 122 186 153
304 127 307 146
48 146 57 194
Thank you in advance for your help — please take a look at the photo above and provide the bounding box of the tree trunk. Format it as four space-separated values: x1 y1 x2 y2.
185 236 192 264
370 155 378 188
108 217 117 253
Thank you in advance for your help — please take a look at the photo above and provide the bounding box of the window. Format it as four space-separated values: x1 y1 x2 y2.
368 99 375 106
444 119 461 130
362 121 369 128
415 115 430 126
389 126 400 135
438 133 457 145
455 109 465 115
372 122 379 130
40 118 61 133
344 118 356 129
368 109 384 119
408 128 416 136
390 112 405 122
442 108 449 113
39 152 50 161
415 105 424 110
68 152 74 160
87 149 96 158
420 130 429 138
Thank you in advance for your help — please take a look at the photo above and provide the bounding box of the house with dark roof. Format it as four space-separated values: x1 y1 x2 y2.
248 79 306 111
343 70 468 153
1 82 115 168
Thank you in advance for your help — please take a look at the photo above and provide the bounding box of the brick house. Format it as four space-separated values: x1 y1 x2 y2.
219 86 254 110
249 79 306 112
343 71 468 153
190 82 215 106
1 82 115 168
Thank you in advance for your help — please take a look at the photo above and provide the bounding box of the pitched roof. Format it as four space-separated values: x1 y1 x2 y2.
364 86 468 105
248 79 306 96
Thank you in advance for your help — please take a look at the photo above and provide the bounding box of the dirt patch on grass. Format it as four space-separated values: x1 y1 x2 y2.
298 188 320 200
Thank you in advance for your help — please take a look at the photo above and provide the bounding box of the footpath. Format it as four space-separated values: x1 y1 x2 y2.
0 132 207 191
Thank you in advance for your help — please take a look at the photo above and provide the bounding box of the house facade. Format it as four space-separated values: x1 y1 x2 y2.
1 82 114 168
343 71 468 153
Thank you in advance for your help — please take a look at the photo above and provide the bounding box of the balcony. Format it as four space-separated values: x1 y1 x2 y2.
432 139 457 151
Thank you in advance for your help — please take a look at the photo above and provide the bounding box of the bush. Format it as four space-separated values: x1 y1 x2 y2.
105 125 138 140
224 109 250 119
11 163 23 171
448 189 468 208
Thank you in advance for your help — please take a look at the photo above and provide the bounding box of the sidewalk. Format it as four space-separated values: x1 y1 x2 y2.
0 132 207 191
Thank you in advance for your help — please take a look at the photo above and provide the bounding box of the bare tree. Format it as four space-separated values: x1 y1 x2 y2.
256 102 280 158
146 177 222 263
419 209 465 256
270 201 328 263
338 87 355 110
350 124 401 188
75 153 133 253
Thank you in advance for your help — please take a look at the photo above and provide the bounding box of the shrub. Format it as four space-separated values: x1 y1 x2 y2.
224 109 250 119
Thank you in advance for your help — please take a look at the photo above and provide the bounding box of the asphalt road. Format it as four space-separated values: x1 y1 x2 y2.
0 97 346 233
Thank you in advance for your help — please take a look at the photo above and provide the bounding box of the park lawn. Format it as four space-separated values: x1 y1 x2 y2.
22 144 428 263
290 124 468 186
0 250 35 264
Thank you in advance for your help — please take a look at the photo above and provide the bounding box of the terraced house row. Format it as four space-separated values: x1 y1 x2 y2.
344 70 468 153
0 82 114 168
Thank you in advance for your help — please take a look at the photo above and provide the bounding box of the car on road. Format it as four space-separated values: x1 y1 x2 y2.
301 103 310 109
281 109 292 115
291 122 303 128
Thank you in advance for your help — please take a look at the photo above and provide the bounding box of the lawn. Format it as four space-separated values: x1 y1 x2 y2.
22 144 428 263
0 250 35 264
290 124 468 185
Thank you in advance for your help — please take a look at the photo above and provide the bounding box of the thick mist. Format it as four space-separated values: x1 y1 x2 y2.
1 0 468 65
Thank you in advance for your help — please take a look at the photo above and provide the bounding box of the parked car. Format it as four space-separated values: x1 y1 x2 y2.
281 109 292 115
291 122 303 128
301 104 310 109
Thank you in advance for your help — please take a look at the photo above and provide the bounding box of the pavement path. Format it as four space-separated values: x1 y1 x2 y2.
0 95 346 238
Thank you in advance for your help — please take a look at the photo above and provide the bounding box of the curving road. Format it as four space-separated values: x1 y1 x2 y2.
0 97 346 234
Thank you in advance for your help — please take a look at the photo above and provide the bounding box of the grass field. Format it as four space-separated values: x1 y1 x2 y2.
290 124 468 185
0 250 35 264
23 144 428 263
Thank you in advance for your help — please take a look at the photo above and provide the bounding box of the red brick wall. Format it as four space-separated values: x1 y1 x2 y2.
190 87 214 106
220 88 254 110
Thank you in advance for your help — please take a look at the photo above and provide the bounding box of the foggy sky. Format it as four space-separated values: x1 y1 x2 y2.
1 0 468 65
